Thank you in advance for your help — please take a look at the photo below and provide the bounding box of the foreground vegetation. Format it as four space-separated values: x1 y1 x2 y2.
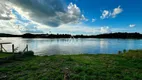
0 53 12 58
0 50 142 80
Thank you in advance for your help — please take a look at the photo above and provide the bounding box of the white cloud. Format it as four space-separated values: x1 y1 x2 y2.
49 24 99 34
129 24 136 28
57 3 83 24
100 6 123 19
80 14 88 21
0 20 21 34
100 26 112 33
39 24 113 35
38 24 106 35
92 18 96 22
100 10 110 19
111 6 123 18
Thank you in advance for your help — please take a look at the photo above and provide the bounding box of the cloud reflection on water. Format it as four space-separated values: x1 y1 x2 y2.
0 38 142 55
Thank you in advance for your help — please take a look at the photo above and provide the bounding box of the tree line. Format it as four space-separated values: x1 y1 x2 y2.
0 32 142 39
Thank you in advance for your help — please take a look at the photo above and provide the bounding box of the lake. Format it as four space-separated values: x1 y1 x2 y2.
0 37 142 55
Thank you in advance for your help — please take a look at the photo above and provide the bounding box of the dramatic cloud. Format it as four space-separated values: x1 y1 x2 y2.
0 3 43 34
129 24 136 28
100 26 112 33
5 0 84 27
100 6 123 19
0 1 15 20
0 0 87 34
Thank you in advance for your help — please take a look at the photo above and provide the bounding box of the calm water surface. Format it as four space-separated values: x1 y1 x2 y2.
0 37 142 55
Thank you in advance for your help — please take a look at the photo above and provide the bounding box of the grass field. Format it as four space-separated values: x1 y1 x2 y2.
0 53 13 58
0 50 142 80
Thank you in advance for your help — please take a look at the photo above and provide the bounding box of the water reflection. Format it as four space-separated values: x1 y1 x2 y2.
0 37 142 55
100 39 109 53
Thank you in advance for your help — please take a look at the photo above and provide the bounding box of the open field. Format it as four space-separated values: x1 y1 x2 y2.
0 50 142 80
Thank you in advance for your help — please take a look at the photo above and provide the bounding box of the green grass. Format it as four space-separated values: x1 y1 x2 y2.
0 50 142 80
123 49 142 59
0 53 13 58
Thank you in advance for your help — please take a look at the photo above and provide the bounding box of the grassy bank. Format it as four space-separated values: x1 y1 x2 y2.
0 50 142 80
0 53 13 58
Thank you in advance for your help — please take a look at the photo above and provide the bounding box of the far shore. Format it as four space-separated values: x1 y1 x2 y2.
0 32 142 39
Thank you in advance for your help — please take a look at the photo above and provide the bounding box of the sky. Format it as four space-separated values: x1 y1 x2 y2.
0 0 142 35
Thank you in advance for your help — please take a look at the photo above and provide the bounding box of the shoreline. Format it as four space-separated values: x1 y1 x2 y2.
0 32 142 39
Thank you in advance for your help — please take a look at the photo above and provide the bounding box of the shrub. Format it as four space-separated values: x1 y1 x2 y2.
24 51 34 56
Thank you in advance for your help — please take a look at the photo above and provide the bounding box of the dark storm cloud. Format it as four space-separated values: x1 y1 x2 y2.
8 0 82 27
0 16 12 20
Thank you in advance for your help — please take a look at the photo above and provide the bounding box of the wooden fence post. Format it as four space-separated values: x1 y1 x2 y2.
12 44 14 53
26 45 28 52
23 45 29 53
0 44 2 52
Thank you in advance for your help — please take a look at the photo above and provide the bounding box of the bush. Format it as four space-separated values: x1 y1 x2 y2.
24 51 34 56
123 50 142 59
